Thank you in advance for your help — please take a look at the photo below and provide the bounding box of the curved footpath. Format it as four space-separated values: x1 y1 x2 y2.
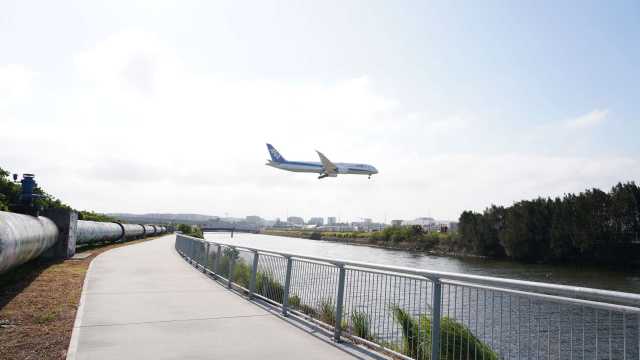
67 234 382 360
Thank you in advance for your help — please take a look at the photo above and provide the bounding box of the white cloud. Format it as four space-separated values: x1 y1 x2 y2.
565 109 609 129
0 64 35 114
0 30 635 222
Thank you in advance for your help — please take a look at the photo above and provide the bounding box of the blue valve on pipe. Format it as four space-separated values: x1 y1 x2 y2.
17 173 43 216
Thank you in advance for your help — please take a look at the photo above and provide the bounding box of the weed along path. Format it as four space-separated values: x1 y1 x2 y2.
68 234 378 360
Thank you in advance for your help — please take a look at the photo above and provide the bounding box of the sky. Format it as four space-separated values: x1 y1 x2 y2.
1 0 639 222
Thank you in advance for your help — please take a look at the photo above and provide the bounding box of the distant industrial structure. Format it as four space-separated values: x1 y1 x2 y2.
162 211 460 234
286 216 304 225
307 217 324 226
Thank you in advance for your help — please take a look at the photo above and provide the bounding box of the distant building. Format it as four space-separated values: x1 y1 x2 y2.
350 221 386 232
391 220 403 227
287 216 304 225
245 216 263 225
403 217 436 227
327 217 337 226
308 217 324 226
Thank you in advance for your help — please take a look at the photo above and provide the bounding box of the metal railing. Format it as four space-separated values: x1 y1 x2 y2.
175 234 640 360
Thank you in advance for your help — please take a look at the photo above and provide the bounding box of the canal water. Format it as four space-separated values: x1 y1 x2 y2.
204 232 640 293
203 233 640 359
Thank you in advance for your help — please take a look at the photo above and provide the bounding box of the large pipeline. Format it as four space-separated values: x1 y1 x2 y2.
0 211 59 273
1 210 169 273
143 225 156 236
76 220 124 244
122 223 145 240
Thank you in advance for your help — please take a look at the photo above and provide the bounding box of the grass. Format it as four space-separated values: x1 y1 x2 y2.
319 299 336 325
213 250 497 360
392 306 498 360
0 236 162 360
256 271 284 303
350 311 372 340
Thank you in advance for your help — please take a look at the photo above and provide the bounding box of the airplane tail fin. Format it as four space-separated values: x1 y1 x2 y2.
266 143 286 163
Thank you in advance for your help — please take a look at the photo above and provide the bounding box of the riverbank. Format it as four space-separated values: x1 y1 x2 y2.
0 236 162 360
261 229 485 259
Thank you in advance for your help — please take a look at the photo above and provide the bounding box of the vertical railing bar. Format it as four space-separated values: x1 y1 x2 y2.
596 309 599 360
204 241 210 271
460 286 469 360
536 303 540 360
446 284 451 360
475 288 479 360
404 279 420 359
498 293 502 358
282 256 293 316
582 306 585 360
516 296 520 360
380 274 387 339
302 261 309 307
214 244 221 279
547 308 551 360
367 271 373 331
334 265 346 342
483 288 487 360
249 250 259 299
344 269 351 332
529 298 533 360
622 312 626 360
609 310 612 360
558 304 561 360
571 305 574 360
431 279 442 360
393 275 398 348
467 286 471 360
385 272 392 342
453 285 458 360
227 247 234 289
264 255 272 300
490 289 494 351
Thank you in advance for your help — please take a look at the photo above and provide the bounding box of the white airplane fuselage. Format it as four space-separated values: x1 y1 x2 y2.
265 143 378 179
266 160 377 177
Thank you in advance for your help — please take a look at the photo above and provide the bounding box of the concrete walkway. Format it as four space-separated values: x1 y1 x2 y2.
67 235 376 359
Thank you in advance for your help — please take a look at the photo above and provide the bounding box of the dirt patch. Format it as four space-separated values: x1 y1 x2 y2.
0 237 163 360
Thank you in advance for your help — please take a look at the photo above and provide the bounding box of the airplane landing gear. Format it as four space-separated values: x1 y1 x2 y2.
368 175 371 179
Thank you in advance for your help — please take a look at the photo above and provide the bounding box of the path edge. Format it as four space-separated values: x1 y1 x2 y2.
64 255 97 360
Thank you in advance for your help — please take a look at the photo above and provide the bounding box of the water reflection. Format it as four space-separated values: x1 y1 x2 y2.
204 232 640 293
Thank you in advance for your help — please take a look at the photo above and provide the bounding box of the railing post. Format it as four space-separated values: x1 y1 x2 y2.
282 256 293 316
334 265 346 342
199 241 205 266
249 251 259 299
227 247 235 289
430 279 442 360
204 241 210 271
212 244 221 279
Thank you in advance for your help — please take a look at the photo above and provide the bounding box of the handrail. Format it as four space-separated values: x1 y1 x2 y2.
182 234 640 309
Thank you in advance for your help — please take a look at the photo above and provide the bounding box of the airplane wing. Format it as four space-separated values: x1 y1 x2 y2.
316 150 338 175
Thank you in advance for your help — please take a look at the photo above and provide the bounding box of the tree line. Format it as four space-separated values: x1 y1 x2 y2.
457 182 640 267
1 166 117 222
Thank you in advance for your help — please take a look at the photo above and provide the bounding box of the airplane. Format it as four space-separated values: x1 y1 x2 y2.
265 144 378 179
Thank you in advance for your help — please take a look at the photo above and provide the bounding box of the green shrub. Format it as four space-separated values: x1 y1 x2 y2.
232 260 251 288
392 306 497 360
288 294 301 308
223 247 240 260
350 311 372 340
256 272 284 303
298 303 318 317
319 299 336 325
